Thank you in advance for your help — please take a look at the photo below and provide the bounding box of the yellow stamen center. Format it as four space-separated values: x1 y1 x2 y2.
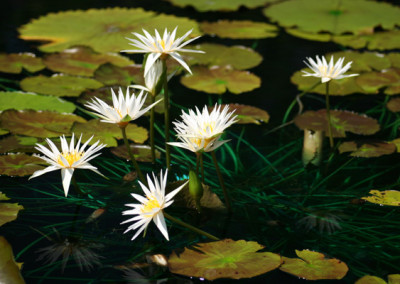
190 137 214 149
141 196 161 214
57 151 83 167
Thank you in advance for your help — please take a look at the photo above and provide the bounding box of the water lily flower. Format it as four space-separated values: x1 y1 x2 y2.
121 169 188 241
122 27 204 75
29 134 106 197
168 104 238 153
302 55 359 83
84 87 161 127
131 60 164 96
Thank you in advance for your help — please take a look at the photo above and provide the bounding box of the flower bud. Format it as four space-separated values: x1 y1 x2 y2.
189 170 203 211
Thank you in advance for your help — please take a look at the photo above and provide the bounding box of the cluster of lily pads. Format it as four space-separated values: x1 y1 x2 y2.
1 0 400 282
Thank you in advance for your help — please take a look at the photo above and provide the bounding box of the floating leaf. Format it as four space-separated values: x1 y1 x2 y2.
0 193 10 201
19 8 201 53
181 66 261 95
333 30 400 51
0 136 40 154
94 64 135 86
0 129 9 136
169 239 282 280
111 144 160 162
0 197 24 227
0 53 45 74
0 236 25 284
355 275 387 284
386 97 400 112
164 0 278 12
210 104 269 125
0 110 86 138
279 249 348 280
285 28 332 42
263 0 400 35
43 46 134 76
72 119 147 147
294 110 380 138
388 53 400 68
385 84 400 95
0 153 45 177
200 20 278 39
388 275 400 284
20 75 103 97
0 91 76 113
362 190 400 206
325 51 390 72
356 69 400 94
338 141 396 158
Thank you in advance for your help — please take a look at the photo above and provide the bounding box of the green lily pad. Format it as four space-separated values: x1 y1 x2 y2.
0 136 40 154
186 43 263 70
356 69 400 94
111 144 160 162
200 20 278 39
209 104 269 125
169 239 282 280
0 53 45 74
362 190 400 206
325 51 390 72
43 46 134 77
72 119 148 147
388 53 400 68
164 0 279 12
0 193 24 227
388 275 400 284
279 249 348 280
19 8 201 53
0 130 9 136
263 0 400 35
338 141 396 158
0 236 25 284
385 84 400 95
0 91 76 113
21 75 103 97
0 153 45 177
285 28 332 42
294 110 380 138
333 30 400 51
0 193 10 201
355 275 388 284
181 66 261 95
94 64 135 86
386 97 400 112
0 110 86 138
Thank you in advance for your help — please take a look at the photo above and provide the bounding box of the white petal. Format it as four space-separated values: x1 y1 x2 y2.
153 211 169 241
61 168 74 197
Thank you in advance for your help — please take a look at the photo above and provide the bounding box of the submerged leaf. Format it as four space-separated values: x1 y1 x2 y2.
111 144 160 162
164 0 279 12
280 249 348 280
0 154 44 177
209 104 269 125
0 53 44 74
0 236 25 284
169 239 282 280
362 190 400 206
338 141 396 158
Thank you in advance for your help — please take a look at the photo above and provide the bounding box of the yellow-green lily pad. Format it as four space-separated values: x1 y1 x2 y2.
93 64 135 86
209 104 269 125
18 8 201 53
333 30 400 51
0 153 45 177
325 51 390 72
279 249 348 280
294 110 380 138
386 97 400 112
72 119 148 147
0 91 76 113
388 53 400 68
0 136 40 154
356 69 400 94
200 20 278 39
362 190 400 206
111 144 160 162
0 53 45 74
0 193 10 201
263 0 400 35
0 130 9 136
181 66 261 95
20 75 103 97
43 46 134 77
169 239 282 280
338 141 396 158
0 110 86 138
0 236 25 284
355 275 389 284
187 43 262 70
0 192 24 227
164 0 278 12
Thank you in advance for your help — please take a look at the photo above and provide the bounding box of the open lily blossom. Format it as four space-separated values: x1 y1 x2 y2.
168 133 228 153
122 27 204 75
84 87 161 127
130 60 163 96
29 134 106 197
302 55 359 83
121 170 188 241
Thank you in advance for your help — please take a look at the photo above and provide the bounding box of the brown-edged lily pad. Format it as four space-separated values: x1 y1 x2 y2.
0 53 45 74
43 46 134 76
72 119 147 147
338 141 396 158
0 136 40 154
325 51 390 72
169 239 282 280
279 249 348 280
0 153 45 177
19 8 201 53
0 236 25 284
0 192 24 227
0 110 86 138
333 30 400 51
294 110 380 138
21 75 103 97
386 97 400 112
0 91 76 113
181 66 261 95
200 20 278 39
93 64 136 86
356 69 400 94
186 44 263 70
209 104 269 125
111 144 160 162
361 190 400 206
165 0 278 12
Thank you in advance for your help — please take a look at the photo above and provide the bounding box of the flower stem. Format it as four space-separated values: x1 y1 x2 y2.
163 212 219 241
71 176 87 196
120 125 146 184
162 59 171 170
325 82 334 148
196 153 200 175
150 95 156 164
200 153 204 183
211 151 231 214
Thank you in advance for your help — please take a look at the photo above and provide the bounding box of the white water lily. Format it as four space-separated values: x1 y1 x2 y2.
131 60 163 96
84 87 161 127
168 104 238 153
122 27 204 75
302 55 359 83
121 170 188 241
29 134 106 197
